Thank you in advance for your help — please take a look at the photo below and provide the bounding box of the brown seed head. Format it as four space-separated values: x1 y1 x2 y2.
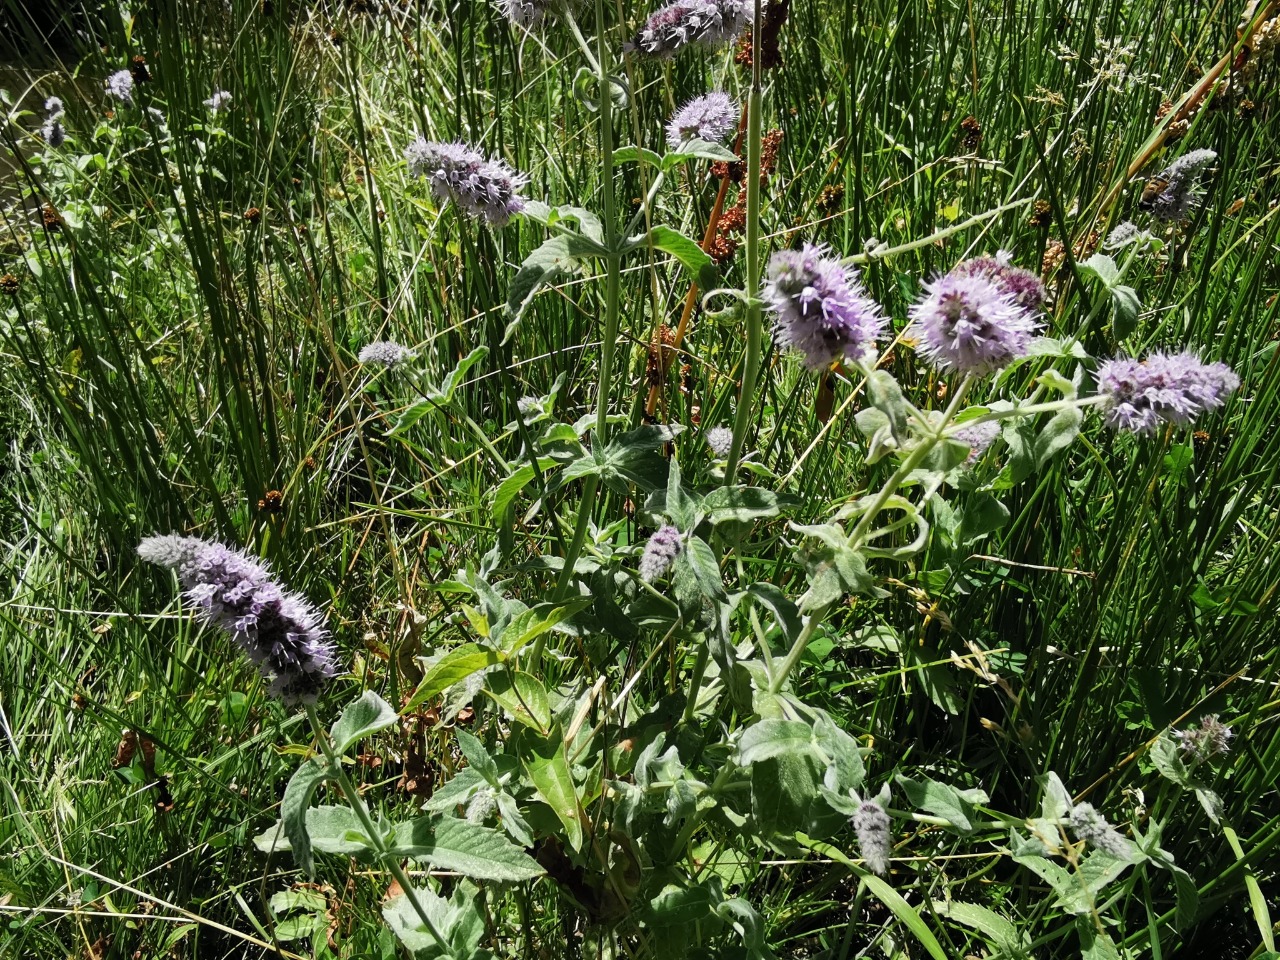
1029 199 1053 228
243 206 262 224
0 273 19 296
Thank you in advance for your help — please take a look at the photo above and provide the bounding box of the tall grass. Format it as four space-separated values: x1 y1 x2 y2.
1 0 1277 956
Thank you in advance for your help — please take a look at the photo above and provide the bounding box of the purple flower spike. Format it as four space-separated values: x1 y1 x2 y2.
404 138 528 227
853 800 891 875
953 420 1001 463
106 69 135 106
358 340 413 368
627 0 753 58
950 251 1047 314
911 272 1039 376
138 535 338 704
640 525 683 581
1096 351 1239 433
764 243 885 371
497 0 558 27
666 92 738 149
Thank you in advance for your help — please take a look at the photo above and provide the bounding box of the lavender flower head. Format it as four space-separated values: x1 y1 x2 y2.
138 535 338 703
1141 148 1217 223
640 525 683 581
852 799 891 875
106 69 135 106
910 271 1039 376
627 0 753 58
1096 351 1239 433
404 138 528 227
953 420 1001 463
1067 802 1129 858
45 97 64 117
666 92 738 149
204 89 233 114
950 251 1047 315
1174 714 1234 762
358 339 413 368
765 243 886 371
705 426 734 457
496 0 557 27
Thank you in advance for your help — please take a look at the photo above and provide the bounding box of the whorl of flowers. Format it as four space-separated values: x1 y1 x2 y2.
910 271 1039 376
640 525 683 581
137 535 337 704
666 92 738 149
204 89 233 114
1067 802 1129 858
404 138 528 227
953 420 1001 463
950 251 1047 315
1143 148 1217 223
705 426 734 457
764 243 885 371
1096 351 1239 434
358 340 413 368
496 0 557 27
627 0 753 58
852 799 891 875
1174 714 1234 762
1104 221 1142 250
106 69 135 106
40 97 66 148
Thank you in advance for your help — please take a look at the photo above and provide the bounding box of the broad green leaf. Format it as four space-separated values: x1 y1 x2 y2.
484 670 552 732
454 728 499 782
493 459 558 524
747 582 804 646
390 816 544 882
646 882 717 925
896 774 989 835
677 536 726 602
389 348 490 435
404 644 503 712
663 137 739 169
1110 284 1141 340
931 900 1026 956
1076 916 1121 960
638 225 718 289
383 882 489 959
306 805 376 854
1080 252 1119 285
504 235 589 335
614 144 664 168
258 757 332 876
703 486 781 525
737 719 816 766
516 727 584 850
329 690 398 755
498 600 591 658
423 767 489 812
1034 406 1082 468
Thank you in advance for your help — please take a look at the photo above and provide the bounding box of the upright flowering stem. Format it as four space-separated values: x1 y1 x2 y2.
724 0 765 481
303 706 451 954
556 0 621 598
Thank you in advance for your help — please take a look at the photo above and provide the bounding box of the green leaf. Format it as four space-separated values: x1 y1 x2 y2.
931 900 1026 957
1080 252 1119 285
306 805 376 854
504 235 587 336
404 644 503 712
382 883 489 959
1110 284 1141 340
454 728 499 783
646 882 717 925
390 816 544 882
702 486 780 525
746 583 803 646
738 719 816 766
261 758 332 876
329 690 398 755
497 600 590 658
484 670 552 732
493 460 556 524
663 138 740 169
896 774 988 835
614 144 664 168
1034 406 1082 468
1076 916 1121 960
516 727 584 850
677 536 726 602
637 225 718 290
390 349 490 435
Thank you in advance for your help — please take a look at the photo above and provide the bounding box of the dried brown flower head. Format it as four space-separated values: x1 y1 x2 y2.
42 203 63 232
959 115 982 152
816 183 845 217
1028 199 1053 228
0 273 19 296
258 489 285 513
131 55 150 84
243 206 262 224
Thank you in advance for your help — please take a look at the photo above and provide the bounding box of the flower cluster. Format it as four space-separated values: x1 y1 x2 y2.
705 426 734 457
666 92 738 149
627 0 753 58
764 243 885 370
106 69 135 106
41 96 66 148
950 252 1047 314
1096 351 1239 433
640 525 683 581
204 89 233 114
496 0 557 28
1067 802 1129 858
404 139 528 227
1140 148 1217 223
910 270 1039 376
138 535 338 703
1174 714 1234 762
953 420 1001 463
852 799 891 875
358 340 413 368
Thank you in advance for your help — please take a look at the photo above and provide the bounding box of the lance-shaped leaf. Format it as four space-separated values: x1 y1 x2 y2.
390 816 545 882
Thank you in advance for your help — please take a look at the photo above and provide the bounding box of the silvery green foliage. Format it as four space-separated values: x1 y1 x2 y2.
138 535 337 703
1067 802 1130 857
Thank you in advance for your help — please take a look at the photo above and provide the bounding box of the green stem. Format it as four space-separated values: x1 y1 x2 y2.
304 707 451 954
555 0 620 600
682 644 710 723
724 0 765 482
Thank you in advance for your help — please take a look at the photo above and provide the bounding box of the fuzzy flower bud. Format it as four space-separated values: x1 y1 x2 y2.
1067 802 1129 857
1141 148 1217 223
1174 714 1234 762
466 788 498 824
204 89 233 114
910 271 1039 376
106 69 135 106
764 243 885 371
1104 221 1142 250
627 0 753 58
496 0 558 27
404 138 528 227
138 535 338 704
953 420 1001 463
666 92 738 149
853 799 891 875
41 117 66 148
1096 351 1239 433
358 340 413 368
705 426 734 457
640 525 683 581
45 97 64 117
